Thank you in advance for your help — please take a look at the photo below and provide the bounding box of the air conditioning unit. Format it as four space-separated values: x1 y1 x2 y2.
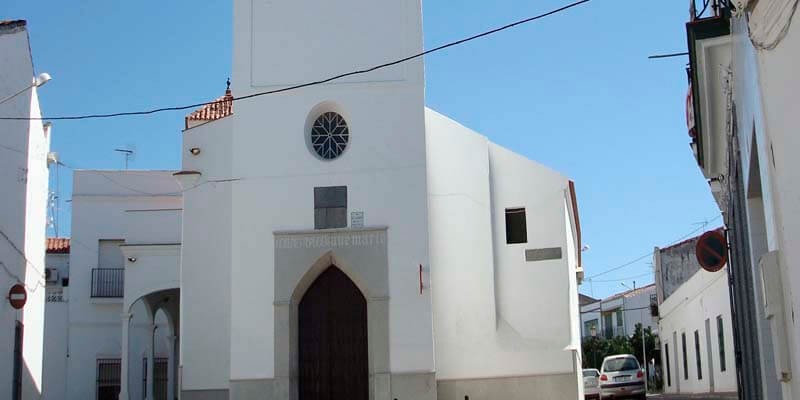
45 268 60 283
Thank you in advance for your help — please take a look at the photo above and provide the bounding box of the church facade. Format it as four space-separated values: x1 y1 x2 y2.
172 1 585 399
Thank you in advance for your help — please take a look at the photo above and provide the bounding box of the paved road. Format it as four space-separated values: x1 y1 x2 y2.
646 393 737 400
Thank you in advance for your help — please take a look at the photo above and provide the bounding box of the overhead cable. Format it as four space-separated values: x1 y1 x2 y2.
0 0 591 122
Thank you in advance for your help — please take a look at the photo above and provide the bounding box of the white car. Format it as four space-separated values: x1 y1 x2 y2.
583 368 601 400
599 354 646 400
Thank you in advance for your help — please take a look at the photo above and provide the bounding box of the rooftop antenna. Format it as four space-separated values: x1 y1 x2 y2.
114 144 136 169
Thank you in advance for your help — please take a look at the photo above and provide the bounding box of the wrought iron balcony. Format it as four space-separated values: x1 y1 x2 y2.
91 268 124 298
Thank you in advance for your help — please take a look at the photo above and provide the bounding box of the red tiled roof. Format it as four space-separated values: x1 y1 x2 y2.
0 20 27 32
184 89 233 129
0 20 26 27
46 238 70 254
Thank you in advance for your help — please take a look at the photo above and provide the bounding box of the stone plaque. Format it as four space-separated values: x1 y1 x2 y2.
525 247 563 262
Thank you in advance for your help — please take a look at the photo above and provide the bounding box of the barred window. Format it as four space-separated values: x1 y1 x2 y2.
717 315 726 372
682 333 688 380
96 359 121 400
695 330 703 380
142 357 169 400
665 342 672 387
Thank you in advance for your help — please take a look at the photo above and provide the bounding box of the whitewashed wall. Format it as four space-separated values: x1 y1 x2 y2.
622 286 658 337
658 267 736 394
63 171 180 400
42 252 69 400
179 116 233 393
731 9 800 400
0 21 49 400
224 0 432 384
427 109 581 383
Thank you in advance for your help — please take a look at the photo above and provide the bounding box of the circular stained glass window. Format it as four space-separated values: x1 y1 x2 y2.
310 112 349 160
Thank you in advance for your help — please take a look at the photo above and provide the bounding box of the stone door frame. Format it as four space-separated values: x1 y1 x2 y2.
273 227 391 400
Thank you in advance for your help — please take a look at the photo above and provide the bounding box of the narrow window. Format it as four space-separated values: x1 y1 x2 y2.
12 322 23 400
97 359 121 400
505 208 527 244
695 330 703 380
682 333 689 380
665 342 672 387
314 186 347 229
717 315 726 372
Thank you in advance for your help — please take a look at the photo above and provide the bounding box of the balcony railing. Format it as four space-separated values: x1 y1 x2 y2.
91 268 124 298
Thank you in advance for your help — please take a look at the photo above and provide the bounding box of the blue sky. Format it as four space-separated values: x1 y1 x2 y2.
4 0 720 299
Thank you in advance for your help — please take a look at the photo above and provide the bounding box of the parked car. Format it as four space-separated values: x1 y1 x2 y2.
599 354 646 400
583 368 601 400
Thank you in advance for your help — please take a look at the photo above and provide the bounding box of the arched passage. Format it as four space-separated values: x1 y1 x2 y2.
298 266 368 400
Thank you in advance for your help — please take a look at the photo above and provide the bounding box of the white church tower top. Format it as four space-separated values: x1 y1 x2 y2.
232 0 424 94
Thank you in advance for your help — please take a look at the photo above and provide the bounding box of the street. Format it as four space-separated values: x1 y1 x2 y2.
647 393 737 400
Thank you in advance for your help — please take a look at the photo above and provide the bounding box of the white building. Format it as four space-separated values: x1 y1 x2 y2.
39 1 585 399
154 0 587 398
654 231 736 395
0 19 51 400
684 1 800 398
42 238 69 400
46 171 179 400
580 284 657 340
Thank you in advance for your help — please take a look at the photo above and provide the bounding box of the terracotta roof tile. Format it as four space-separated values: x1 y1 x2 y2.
0 20 27 33
185 88 233 129
46 237 70 254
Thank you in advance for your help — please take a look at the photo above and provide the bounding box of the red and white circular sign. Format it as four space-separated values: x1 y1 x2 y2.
8 284 27 309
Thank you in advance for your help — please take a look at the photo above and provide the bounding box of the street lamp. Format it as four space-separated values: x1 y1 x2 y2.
0 72 52 105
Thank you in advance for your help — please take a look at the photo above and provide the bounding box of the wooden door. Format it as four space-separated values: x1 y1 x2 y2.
299 267 368 400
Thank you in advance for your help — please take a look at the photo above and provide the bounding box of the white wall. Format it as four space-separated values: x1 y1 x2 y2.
0 20 49 400
64 171 180 400
42 252 69 400
622 286 657 337
658 267 736 394
222 0 432 383
179 117 233 392
427 109 580 381
731 9 800 400
580 286 656 340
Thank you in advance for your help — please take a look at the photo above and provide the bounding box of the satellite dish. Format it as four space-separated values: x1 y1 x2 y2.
696 230 728 272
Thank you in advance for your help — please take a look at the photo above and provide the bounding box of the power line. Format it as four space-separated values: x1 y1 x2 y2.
585 214 722 280
0 0 591 122
588 271 653 283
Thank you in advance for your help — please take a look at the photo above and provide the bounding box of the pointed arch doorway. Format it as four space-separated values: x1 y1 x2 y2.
298 266 368 400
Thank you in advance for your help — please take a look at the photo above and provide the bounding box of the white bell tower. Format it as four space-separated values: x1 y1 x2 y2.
225 1 435 399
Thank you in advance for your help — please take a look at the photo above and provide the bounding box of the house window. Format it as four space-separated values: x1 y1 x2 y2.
584 319 598 337
616 310 624 327
695 330 703 380
665 342 672 387
717 315 726 372
96 359 121 400
314 186 347 229
504 208 527 244
12 321 23 400
682 333 688 380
